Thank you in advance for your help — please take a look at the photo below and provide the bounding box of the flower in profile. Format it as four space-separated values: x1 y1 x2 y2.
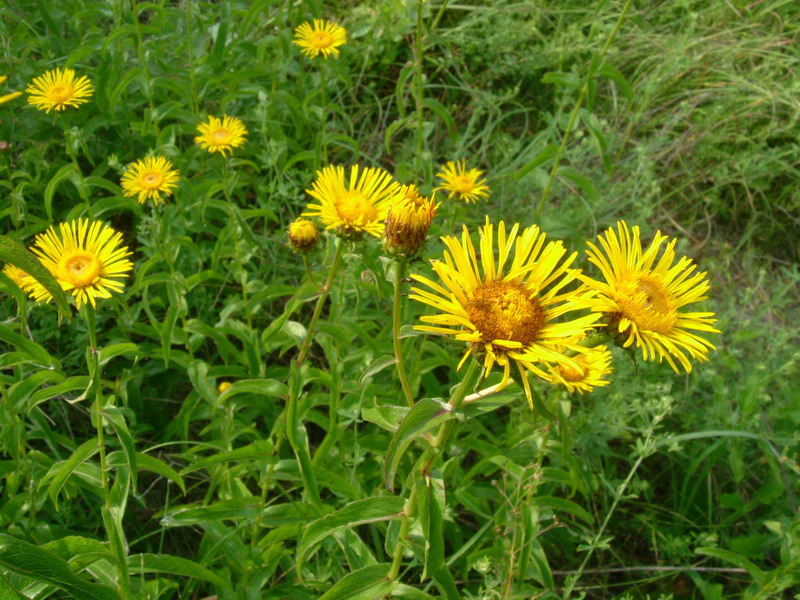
303 164 400 238
26 68 93 113
218 381 232 394
435 160 490 204
293 19 347 59
543 345 612 394
288 218 319 252
579 221 719 372
0 75 22 105
383 185 439 257
121 156 180 205
26 219 133 309
410 217 601 405
195 115 247 156
2 263 28 288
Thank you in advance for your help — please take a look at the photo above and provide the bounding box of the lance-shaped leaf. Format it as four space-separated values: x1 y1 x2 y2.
416 473 460 600
317 563 395 600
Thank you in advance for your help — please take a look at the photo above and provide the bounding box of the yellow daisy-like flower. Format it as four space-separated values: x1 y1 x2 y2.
2 263 28 288
302 164 401 238
543 345 612 395
410 216 601 405
579 221 719 373
0 75 22 105
121 156 180 205
383 185 439 257
195 115 247 156
25 68 93 113
288 218 319 252
218 381 232 394
435 159 490 204
26 219 133 309
293 19 347 59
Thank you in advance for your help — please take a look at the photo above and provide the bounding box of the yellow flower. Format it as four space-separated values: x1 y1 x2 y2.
195 115 247 156
543 345 612 395
293 19 347 59
383 185 439 257
25 68 93 113
26 219 133 309
1 263 28 288
218 381 232 393
302 164 400 238
288 218 319 252
0 75 22 105
579 221 719 373
435 159 490 204
410 216 601 406
121 156 180 205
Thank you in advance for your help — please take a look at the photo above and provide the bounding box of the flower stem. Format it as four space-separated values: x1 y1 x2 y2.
319 64 328 168
297 239 345 365
413 0 425 181
393 260 415 407
302 254 323 291
131 0 157 134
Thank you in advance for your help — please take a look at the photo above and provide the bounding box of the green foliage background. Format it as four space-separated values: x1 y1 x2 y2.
0 0 798 599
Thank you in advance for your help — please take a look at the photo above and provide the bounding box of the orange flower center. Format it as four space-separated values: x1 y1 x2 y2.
335 192 377 225
466 281 544 346
452 175 476 193
311 31 333 48
558 363 585 382
141 171 164 189
212 128 232 144
48 84 73 103
614 274 677 334
60 252 101 288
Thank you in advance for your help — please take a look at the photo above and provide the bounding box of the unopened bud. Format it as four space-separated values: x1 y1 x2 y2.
382 185 438 258
288 218 319 252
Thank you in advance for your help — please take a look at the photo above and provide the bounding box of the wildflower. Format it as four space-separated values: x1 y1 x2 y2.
218 381 232 393
195 115 247 156
121 156 180 205
303 164 400 238
293 19 347 59
0 75 22 105
2 264 28 288
288 218 319 252
579 221 719 372
26 68 93 113
543 345 612 394
410 216 600 406
436 159 490 204
382 185 438 257
26 219 133 309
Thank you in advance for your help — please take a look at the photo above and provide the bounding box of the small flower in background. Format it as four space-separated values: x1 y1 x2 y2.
410 216 600 406
26 219 134 309
293 19 347 59
579 221 719 372
1 264 29 289
288 218 319 252
382 185 439 258
303 164 400 238
218 381 232 394
195 115 247 156
0 75 22 105
436 159 490 204
121 156 180 205
543 345 612 394
25 68 93 113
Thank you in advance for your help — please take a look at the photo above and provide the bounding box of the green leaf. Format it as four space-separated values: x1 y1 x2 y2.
98 343 139 366
597 62 633 104
42 535 113 567
695 547 766 587
0 534 120 600
541 71 582 89
362 403 410 432
360 355 398 387
317 564 395 600
530 496 594 526
180 440 275 475
286 365 322 511
29 376 90 413
45 438 100 510
416 474 460 600
0 236 71 322
514 144 559 181
43 164 78 221
297 497 406 573
127 553 228 589
557 165 600 204
103 407 138 490
384 398 459 491
215 379 288 407
422 98 457 139
106 451 186 495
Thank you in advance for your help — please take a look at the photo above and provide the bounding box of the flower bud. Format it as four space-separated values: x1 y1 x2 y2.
0 141 9 153
288 218 319 252
382 185 438 258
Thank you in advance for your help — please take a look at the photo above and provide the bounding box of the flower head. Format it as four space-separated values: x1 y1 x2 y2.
218 381 232 394
303 164 400 238
293 19 347 59
0 75 22 105
543 345 612 394
383 185 439 257
288 218 319 252
2 263 28 288
26 219 133 309
410 216 601 406
579 221 719 372
195 115 247 156
436 160 490 204
121 156 180 205
26 68 93 113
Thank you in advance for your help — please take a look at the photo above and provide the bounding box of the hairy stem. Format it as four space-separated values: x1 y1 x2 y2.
392 260 415 407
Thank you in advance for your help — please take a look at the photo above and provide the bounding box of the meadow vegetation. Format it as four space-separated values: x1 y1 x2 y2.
0 1 798 599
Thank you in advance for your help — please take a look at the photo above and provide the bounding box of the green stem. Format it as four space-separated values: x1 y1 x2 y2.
414 0 425 181
534 0 634 220
158 217 194 360
388 485 418 581
392 260 415 407
63 124 91 218
302 254 323 291
297 239 345 365
131 0 157 133
185 0 198 115
320 65 328 166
